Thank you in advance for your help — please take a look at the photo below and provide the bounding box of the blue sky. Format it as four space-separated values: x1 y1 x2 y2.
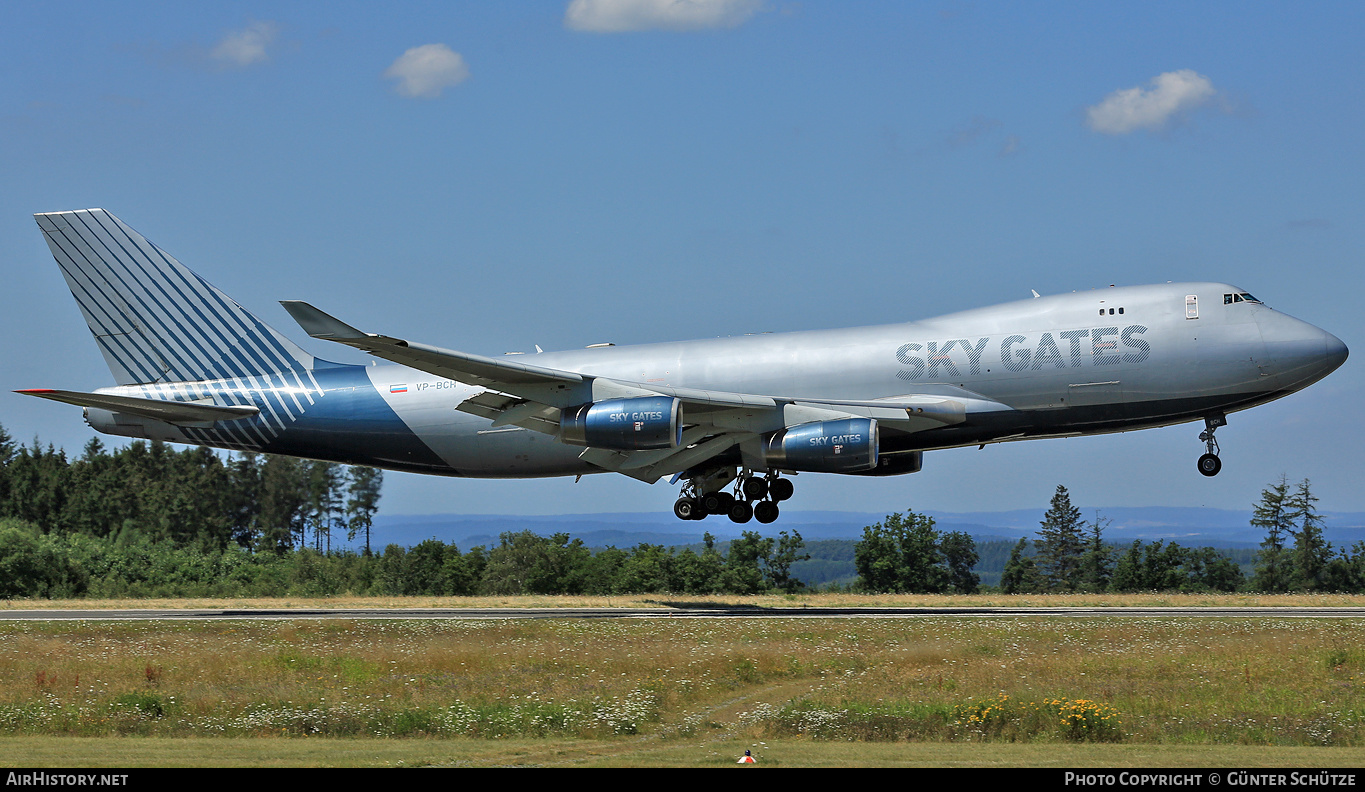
2 1 1362 518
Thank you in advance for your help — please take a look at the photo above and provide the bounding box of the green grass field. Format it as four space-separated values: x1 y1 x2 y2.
3 595 1365 766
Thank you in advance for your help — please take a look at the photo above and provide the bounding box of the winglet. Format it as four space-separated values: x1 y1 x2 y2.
279 301 370 341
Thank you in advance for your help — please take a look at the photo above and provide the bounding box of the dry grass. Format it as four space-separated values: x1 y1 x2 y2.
5 736 1364 768
4 592 1365 610
3 615 1364 751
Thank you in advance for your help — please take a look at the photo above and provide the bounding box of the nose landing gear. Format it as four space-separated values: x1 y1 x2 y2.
1197 414 1226 477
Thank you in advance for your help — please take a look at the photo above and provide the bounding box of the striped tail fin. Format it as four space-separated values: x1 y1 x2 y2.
35 209 316 386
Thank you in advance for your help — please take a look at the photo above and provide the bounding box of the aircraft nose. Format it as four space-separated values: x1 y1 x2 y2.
1324 330 1349 372
1260 312 1348 389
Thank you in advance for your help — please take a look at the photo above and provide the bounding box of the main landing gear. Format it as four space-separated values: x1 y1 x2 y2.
1197 414 1226 477
673 470 794 524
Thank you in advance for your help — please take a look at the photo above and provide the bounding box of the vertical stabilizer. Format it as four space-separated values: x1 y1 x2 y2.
35 209 315 385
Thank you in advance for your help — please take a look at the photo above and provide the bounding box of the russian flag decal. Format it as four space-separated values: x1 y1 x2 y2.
390 384 407 394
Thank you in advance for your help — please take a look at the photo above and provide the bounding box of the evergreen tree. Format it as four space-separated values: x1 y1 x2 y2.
1034 485 1086 591
0 423 13 512
1182 547 1245 592
1000 537 1044 594
1324 542 1365 593
306 462 343 553
345 466 384 556
1078 510 1113 592
256 456 310 554
226 453 262 549
1251 476 1295 592
1287 479 1331 591
1109 541 1145 592
1142 540 1187 591
0 423 14 465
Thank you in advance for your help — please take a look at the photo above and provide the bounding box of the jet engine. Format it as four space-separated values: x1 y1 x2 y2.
559 396 682 451
762 417 878 473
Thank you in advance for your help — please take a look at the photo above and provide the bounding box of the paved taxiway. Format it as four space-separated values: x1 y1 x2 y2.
2 607 1364 621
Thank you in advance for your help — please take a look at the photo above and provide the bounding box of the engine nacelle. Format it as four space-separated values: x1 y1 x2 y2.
762 417 879 473
850 450 923 477
559 396 682 451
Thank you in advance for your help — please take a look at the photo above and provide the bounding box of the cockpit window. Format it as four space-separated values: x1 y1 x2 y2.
1240 293 1261 303
1224 292 1263 305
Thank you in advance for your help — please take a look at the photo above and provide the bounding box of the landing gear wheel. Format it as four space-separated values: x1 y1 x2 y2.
702 491 735 515
742 477 768 502
769 478 794 502
754 501 780 524
1197 414 1226 478
674 497 702 521
728 501 754 524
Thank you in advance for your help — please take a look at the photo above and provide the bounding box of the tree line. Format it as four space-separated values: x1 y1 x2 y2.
3 421 1363 597
0 524 816 599
994 480 1365 594
0 423 820 598
0 424 383 555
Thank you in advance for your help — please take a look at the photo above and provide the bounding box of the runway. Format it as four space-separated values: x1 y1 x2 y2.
2 606 1364 620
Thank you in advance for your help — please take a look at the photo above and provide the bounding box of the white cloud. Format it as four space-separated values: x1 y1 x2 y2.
211 21 279 68
1086 70 1218 135
383 44 470 99
565 0 763 32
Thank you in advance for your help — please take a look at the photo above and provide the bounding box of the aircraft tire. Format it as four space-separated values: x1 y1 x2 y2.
754 501 780 524
1197 453 1222 477
703 492 735 515
728 501 753 524
674 498 701 520
742 477 768 501
769 478 794 502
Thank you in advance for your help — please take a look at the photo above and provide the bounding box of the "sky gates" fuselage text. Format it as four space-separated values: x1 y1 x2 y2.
896 325 1151 380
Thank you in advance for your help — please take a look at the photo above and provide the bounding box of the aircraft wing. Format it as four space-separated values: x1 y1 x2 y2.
282 302 1001 482
15 389 260 426
280 301 585 395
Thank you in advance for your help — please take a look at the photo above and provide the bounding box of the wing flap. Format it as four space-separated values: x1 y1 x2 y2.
458 392 561 435
580 428 752 483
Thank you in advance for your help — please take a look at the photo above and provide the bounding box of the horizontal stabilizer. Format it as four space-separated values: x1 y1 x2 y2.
15 389 259 426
